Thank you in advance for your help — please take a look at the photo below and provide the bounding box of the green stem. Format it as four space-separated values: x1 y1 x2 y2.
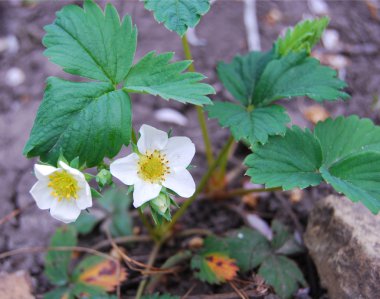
165 136 235 232
135 241 162 299
181 35 214 166
138 209 157 241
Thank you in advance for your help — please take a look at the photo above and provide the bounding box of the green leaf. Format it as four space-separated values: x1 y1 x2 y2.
124 51 214 105
246 116 380 213
206 102 290 145
43 0 136 83
270 220 303 255
99 188 133 236
252 52 349 106
245 126 323 190
72 212 100 235
143 0 210 36
43 287 71 299
258 255 306 299
226 227 271 272
71 283 106 297
321 152 380 213
314 116 380 167
45 226 77 286
275 17 329 56
23 78 132 167
110 211 133 237
217 50 274 105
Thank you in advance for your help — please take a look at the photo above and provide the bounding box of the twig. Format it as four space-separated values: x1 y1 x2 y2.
147 250 192 293
207 186 282 200
135 241 163 299
176 228 213 238
182 284 197 299
92 234 151 250
0 245 115 261
229 281 248 299
0 202 34 226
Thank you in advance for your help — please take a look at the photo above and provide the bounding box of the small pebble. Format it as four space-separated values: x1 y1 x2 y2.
5 67 25 87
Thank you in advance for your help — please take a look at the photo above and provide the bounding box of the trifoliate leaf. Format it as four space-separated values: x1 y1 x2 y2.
226 227 271 272
275 17 329 56
258 255 306 299
23 78 132 167
43 0 136 84
206 102 290 145
217 50 274 105
45 226 77 286
124 51 214 105
143 0 210 36
246 116 380 213
73 256 127 292
252 52 349 106
245 126 323 190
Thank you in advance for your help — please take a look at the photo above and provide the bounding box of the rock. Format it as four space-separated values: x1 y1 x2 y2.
304 195 380 299
0 271 35 299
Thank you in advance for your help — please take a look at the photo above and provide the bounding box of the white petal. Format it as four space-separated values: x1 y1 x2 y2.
133 179 162 208
163 137 195 169
50 199 81 223
34 164 57 181
30 181 53 210
163 169 195 198
59 161 85 180
137 124 168 154
76 181 92 210
110 153 140 185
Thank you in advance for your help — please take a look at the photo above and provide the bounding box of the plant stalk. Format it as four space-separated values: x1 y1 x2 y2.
165 136 234 232
181 35 214 166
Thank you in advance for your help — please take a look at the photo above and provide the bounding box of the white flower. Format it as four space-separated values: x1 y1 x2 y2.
110 124 196 208
29 161 92 223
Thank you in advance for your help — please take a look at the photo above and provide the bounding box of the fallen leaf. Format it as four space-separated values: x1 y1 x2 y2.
76 257 127 292
188 236 204 250
205 253 238 282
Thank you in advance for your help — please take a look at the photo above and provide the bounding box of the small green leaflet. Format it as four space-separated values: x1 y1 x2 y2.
258 255 307 299
25 0 214 168
252 52 349 105
24 78 132 167
206 103 290 145
44 226 77 286
143 0 210 36
217 50 274 105
275 17 329 56
124 51 214 105
44 0 136 83
245 116 380 214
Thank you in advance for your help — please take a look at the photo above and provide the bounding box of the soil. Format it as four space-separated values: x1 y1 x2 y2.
1 0 380 298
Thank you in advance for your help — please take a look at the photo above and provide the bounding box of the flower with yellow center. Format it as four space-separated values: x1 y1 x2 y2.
29 161 92 223
110 124 196 208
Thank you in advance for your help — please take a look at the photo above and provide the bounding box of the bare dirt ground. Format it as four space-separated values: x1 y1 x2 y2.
1 0 380 297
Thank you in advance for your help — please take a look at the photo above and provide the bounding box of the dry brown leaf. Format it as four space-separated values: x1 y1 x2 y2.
289 188 304 204
188 236 204 249
78 259 127 292
205 253 239 282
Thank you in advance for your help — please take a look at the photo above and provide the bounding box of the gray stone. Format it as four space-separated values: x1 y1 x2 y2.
304 195 380 299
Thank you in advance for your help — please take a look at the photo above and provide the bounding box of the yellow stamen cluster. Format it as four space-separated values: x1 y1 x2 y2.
48 171 79 201
137 150 170 184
